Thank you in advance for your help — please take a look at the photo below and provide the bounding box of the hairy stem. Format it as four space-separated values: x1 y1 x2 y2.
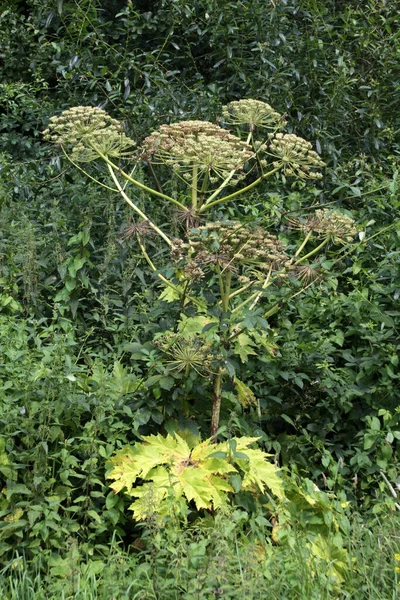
210 366 224 438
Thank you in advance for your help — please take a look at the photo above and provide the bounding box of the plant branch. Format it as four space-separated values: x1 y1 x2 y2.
107 165 172 247
61 146 119 193
192 166 198 210
294 230 313 258
229 280 257 300
93 147 187 210
249 265 273 311
294 237 329 264
200 166 281 213
135 234 194 301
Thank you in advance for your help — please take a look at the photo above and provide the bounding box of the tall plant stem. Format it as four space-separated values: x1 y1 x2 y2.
191 166 198 210
295 237 329 264
210 366 224 438
199 166 281 213
228 280 256 300
294 230 313 258
210 266 233 439
198 171 209 207
216 265 225 306
93 147 187 210
222 271 232 312
107 165 172 247
135 235 204 309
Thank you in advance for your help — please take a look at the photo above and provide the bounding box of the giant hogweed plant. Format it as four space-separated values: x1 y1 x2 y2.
44 100 359 519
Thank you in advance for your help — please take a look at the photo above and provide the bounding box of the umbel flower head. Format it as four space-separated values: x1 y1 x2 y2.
142 121 254 183
43 106 135 162
222 99 285 131
289 209 358 244
153 332 215 376
171 221 292 282
268 133 325 179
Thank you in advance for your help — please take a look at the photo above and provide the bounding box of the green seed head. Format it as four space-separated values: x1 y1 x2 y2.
269 133 325 179
142 121 254 182
290 209 358 243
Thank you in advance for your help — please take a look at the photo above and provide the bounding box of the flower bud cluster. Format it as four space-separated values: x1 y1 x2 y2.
154 332 215 375
222 99 285 130
171 222 292 282
290 209 358 244
142 121 254 182
43 106 135 162
269 133 325 179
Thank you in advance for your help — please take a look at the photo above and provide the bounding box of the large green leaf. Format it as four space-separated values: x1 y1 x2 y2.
108 433 283 520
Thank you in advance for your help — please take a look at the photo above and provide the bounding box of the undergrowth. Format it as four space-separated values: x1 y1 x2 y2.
0 511 399 600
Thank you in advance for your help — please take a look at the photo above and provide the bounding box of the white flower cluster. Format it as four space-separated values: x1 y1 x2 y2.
43 106 135 162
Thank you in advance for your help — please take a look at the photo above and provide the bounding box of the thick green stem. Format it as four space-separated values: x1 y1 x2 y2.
229 280 256 300
211 266 232 439
210 366 224 438
216 265 225 306
198 171 210 208
222 271 232 312
295 237 329 265
107 165 172 247
294 230 313 258
191 166 198 210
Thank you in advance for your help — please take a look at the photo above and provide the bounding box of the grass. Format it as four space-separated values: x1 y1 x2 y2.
0 511 399 600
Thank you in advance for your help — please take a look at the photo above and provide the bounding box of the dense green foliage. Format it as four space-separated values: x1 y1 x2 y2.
0 0 399 596
1 513 400 599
